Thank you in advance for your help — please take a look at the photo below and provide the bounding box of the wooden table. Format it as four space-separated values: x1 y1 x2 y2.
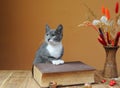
0 70 119 88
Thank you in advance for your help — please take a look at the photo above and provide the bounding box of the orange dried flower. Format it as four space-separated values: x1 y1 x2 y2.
102 6 105 14
105 8 110 20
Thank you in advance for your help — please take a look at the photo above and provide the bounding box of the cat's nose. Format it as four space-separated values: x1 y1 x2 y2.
48 38 50 41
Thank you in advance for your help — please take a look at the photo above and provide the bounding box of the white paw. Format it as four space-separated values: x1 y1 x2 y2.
58 60 64 64
52 60 64 65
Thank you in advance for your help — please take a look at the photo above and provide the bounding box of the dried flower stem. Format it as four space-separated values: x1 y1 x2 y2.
82 2 97 20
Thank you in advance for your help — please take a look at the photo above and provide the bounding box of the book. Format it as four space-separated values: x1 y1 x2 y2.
33 61 96 87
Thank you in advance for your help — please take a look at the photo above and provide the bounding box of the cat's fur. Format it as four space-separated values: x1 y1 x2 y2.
33 24 64 65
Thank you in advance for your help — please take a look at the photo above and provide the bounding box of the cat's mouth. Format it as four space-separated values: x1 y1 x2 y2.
48 38 55 43
47 37 61 45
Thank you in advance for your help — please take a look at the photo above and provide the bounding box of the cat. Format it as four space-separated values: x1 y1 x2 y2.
33 24 64 65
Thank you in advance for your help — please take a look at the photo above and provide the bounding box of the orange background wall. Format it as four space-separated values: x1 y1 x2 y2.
0 0 120 70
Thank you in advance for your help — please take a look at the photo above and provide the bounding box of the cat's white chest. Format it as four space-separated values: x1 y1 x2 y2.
47 43 62 58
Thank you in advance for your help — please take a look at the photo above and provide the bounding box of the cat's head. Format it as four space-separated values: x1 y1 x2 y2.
45 24 63 45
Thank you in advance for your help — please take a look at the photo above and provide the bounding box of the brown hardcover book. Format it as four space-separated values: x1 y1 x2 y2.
33 61 96 87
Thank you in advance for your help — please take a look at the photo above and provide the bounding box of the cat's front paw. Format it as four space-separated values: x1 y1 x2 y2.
58 59 64 64
51 60 64 65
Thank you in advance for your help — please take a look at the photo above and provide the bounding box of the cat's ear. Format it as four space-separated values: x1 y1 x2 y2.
46 24 50 33
56 24 63 33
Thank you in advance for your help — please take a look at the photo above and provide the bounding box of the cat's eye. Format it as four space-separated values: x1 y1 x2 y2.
46 34 49 36
55 31 60 34
51 34 55 36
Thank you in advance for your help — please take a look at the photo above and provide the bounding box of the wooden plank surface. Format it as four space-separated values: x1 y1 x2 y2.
0 70 40 88
0 70 119 88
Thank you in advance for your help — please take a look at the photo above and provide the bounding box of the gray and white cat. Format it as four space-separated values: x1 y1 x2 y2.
33 24 64 65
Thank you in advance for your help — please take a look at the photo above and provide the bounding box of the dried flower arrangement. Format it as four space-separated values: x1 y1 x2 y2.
79 2 120 47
